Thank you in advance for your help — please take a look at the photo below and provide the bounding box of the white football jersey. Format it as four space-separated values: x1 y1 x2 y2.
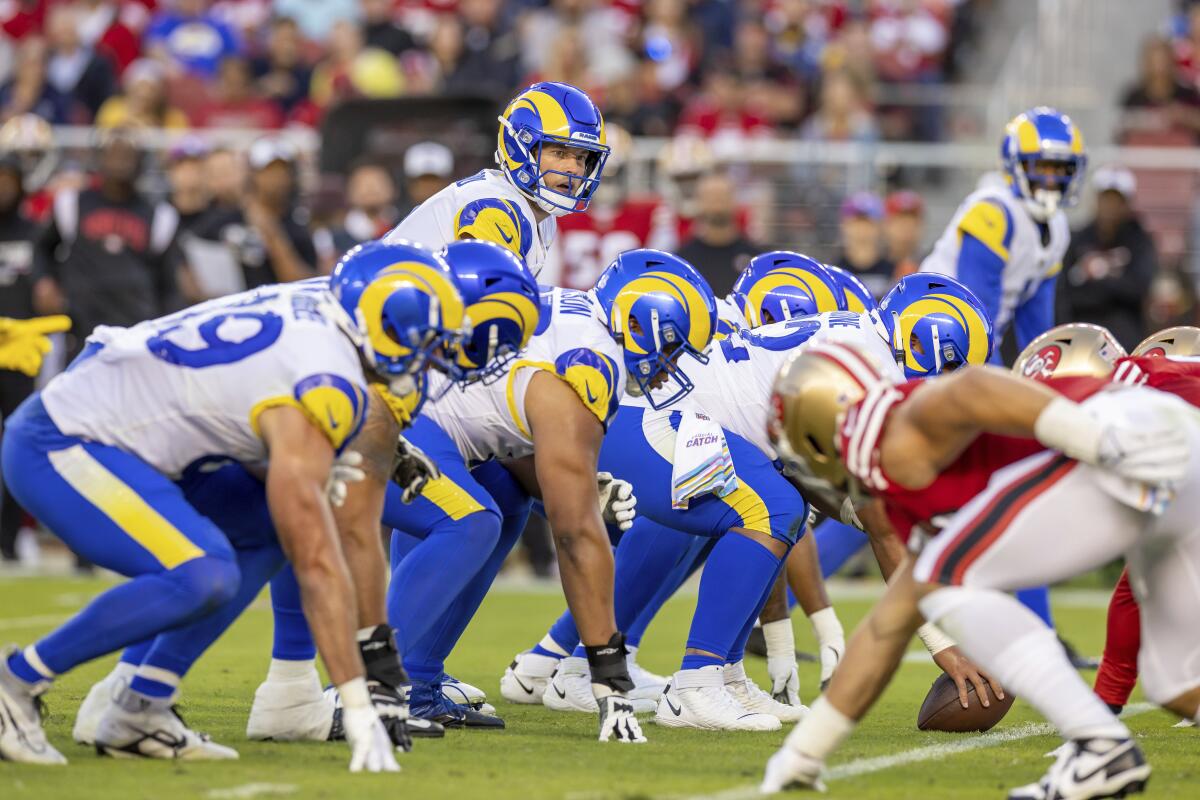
716 294 749 336
384 169 556 276
920 172 1069 336
41 283 370 478
680 311 903 458
425 286 625 464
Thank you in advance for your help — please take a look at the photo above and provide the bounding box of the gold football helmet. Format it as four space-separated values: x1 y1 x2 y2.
1013 323 1125 381
1132 326 1200 357
768 341 889 492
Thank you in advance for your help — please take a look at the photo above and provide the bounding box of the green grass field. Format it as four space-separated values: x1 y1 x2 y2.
0 575 1194 800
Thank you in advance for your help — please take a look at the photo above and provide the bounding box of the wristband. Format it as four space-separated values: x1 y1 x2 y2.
338 676 371 710
1034 397 1101 464
917 622 955 657
761 619 796 660
808 607 844 648
358 624 409 688
584 632 634 694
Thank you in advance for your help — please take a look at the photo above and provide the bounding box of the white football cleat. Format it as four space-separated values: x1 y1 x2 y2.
73 666 133 745
1008 737 1150 800
441 674 494 714
0 651 65 765
724 661 808 723
1172 718 1195 728
500 651 560 705
654 666 781 731
542 657 656 714
627 654 668 702
95 688 238 760
761 746 827 793
246 661 334 742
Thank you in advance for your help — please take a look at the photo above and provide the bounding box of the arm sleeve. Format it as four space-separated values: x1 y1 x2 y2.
1013 272 1057 352
955 234 1006 364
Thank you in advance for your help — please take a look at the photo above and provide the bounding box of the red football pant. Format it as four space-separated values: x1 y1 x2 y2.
1094 568 1141 707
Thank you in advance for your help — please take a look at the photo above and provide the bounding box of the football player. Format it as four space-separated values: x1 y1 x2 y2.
384 81 608 277
762 342 1195 799
0 240 464 770
917 106 1088 635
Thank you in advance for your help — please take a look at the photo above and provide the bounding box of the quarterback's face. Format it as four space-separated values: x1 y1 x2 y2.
539 144 591 194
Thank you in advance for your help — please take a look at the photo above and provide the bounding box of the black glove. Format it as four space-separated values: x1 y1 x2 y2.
597 695 647 743
584 632 635 695
360 625 413 751
329 681 413 752
392 435 441 503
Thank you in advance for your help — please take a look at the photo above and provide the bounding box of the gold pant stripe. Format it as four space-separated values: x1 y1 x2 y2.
420 474 486 521
719 479 772 536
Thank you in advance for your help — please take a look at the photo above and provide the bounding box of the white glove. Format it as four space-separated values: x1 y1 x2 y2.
597 472 637 531
339 679 400 773
839 495 864 530
326 450 365 508
596 694 647 743
808 607 845 689
762 619 801 706
392 435 441 503
1035 397 1190 485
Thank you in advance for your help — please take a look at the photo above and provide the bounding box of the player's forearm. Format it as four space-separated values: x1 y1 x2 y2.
859 501 906 579
787 533 831 615
760 571 791 623
333 480 390 629
932 367 1058 441
550 515 618 646
270 475 363 684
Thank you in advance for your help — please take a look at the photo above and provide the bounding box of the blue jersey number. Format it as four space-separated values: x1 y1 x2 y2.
147 311 284 368
719 336 750 363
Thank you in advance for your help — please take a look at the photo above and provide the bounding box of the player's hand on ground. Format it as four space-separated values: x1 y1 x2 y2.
768 655 802 706
343 702 401 773
819 639 845 691
393 435 441 503
597 472 637 531
1096 423 1190 486
597 694 647 743
932 646 1004 709
368 681 413 752
326 450 366 507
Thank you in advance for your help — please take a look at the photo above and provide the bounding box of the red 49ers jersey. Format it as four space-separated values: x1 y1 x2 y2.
553 200 659 289
1112 355 1200 407
838 376 1108 542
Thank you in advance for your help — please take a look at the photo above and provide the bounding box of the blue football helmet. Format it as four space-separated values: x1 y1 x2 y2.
440 240 540 385
496 82 610 217
824 264 878 313
731 251 846 328
592 249 717 409
872 273 993 378
329 240 468 389
1001 107 1087 222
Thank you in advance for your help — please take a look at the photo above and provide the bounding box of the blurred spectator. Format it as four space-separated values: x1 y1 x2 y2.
0 38 74 125
734 20 805 130
832 191 893 299
400 141 454 215
193 56 284 129
799 70 878 143
676 172 758 295
678 69 775 153
274 0 357 43
449 0 521 99
519 0 632 88
252 17 312 117
96 59 189 130
204 146 245 211
820 16 877 96
361 0 418 56
883 189 923 278
34 130 182 356
144 0 241 80
0 154 39 563
869 0 949 83
639 0 696 94
316 159 399 272
601 62 678 136
311 20 404 109
765 0 829 84
191 137 316 290
44 3 115 119
1120 35 1200 144
524 24 600 98
166 136 213 231
1059 167 1156 350
1172 3 1200 89
74 0 149 76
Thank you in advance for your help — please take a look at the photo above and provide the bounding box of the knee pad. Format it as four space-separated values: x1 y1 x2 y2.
170 554 241 613
429 509 502 571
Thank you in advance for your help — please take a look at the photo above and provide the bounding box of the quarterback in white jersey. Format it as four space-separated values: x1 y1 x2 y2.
384 81 610 277
0 242 466 770
920 107 1086 357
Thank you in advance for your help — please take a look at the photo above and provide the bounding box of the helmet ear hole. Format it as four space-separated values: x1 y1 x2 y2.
806 434 825 458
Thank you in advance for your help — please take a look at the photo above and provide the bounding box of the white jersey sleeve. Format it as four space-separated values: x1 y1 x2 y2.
41 283 371 478
383 169 557 276
424 286 625 463
680 311 903 458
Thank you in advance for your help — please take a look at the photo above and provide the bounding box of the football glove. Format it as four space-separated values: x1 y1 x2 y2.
338 679 400 773
597 471 637 531
326 450 365 508
597 695 647 743
762 620 801 706
392 435 441 503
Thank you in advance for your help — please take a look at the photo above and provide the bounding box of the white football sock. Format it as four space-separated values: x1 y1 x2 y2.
921 586 1128 740
266 658 319 682
782 696 855 760
538 634 570 658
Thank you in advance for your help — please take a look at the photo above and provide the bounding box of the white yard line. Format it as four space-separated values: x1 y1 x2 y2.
684 703 1156 800
205 784 298 800
0 613 67 631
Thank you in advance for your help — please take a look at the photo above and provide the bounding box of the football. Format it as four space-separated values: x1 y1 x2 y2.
916 672 1015 732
